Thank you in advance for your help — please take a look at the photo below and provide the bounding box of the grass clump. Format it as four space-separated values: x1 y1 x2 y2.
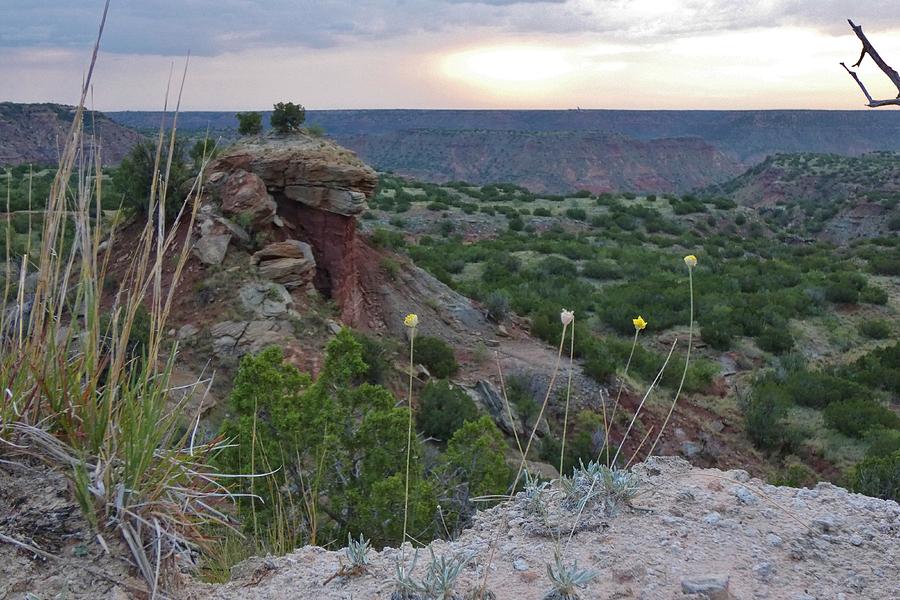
544 553 597 600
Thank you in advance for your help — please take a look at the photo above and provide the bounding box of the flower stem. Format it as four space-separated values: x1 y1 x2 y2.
402 329 415 544
603 328 639 467
647 267 694 458
559 320 575 476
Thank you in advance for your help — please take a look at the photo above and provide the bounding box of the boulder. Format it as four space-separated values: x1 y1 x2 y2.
214 169 276 226
193 233 231 265
252 240 316 289
239 281 293 318
251 239 314 264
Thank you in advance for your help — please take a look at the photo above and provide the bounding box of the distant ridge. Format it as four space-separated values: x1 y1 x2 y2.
0 102 145 166
104 109 900 194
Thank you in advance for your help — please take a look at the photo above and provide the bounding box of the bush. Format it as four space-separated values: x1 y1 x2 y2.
580 259 622 280
756 326 794 354
859 319 892 340
236 111 262 135
415 336 459 378
112 138 189 217
744 381 792 452
824 398 900 438
781 370 868 409
370 228 406 249
270 101 305 133
417 380 478 442
485 290 511 322
860 285 889 305
849 451 900 501
565 207 587 221
865 428 900 459
444 416 511 498
508 216 524 231
533 207 552 217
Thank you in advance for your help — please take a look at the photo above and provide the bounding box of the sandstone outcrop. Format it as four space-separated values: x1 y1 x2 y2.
204 134 378 323
251 240 316 289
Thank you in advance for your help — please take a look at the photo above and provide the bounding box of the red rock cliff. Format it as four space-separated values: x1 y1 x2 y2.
207 134 377 325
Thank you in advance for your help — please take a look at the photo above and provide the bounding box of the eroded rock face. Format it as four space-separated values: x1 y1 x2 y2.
206 134 377 324
208 168 276 227
251 240 316 289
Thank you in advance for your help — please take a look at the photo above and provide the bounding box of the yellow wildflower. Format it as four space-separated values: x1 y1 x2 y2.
684 255 698 268
404 313 419 328
633 316 647 331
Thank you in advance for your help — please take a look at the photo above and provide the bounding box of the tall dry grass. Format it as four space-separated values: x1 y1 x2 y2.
0 3 237 595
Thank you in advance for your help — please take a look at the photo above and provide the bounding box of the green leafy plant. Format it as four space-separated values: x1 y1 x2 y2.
236 111 263 135
417 380 479 442
270 101 306 133
544 554 596 600
415 336 459 378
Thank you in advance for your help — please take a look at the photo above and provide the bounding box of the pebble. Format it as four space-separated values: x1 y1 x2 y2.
681 574 730 599
731 485 758 505
752 561 775 582
703 511 722 526
513 558 529 572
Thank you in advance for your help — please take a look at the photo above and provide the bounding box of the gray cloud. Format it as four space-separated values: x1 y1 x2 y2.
1 0 899 57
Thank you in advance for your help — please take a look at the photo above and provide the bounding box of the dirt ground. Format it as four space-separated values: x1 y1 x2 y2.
186 456 900 600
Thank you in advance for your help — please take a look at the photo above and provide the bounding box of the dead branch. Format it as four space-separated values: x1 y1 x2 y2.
843 19 900 107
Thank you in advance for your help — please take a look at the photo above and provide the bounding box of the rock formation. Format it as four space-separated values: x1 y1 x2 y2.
201 134 378 324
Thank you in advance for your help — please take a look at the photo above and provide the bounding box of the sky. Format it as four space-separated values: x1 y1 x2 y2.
3 1 900 110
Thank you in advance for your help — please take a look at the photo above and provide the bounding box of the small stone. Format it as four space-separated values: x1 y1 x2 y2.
513 558 529 572
752 561 775 581
731 485 758 505
811 515 841 533
177 324 199 340
681 575 730 599
765 533 783 547
326 319 343 335
729 469 751 482
849 534 863 546
703 512 722 526
497 324 510 336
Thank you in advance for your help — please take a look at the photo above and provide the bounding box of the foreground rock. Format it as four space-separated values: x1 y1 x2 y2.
186 457 899 600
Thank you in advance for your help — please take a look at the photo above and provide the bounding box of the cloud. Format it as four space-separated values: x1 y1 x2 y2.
3 1 900 58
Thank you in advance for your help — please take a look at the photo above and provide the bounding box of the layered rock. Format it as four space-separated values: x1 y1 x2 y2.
251 240 316 289
206 134 377 323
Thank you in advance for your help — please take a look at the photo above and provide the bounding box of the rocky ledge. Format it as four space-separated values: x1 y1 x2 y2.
196 133 377 323
186 457 899 600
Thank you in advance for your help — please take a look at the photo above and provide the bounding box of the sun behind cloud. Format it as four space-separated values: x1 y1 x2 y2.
443 44 574 84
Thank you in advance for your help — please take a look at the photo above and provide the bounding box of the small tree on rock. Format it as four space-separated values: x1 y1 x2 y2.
236 111 263 135
271 102 305 134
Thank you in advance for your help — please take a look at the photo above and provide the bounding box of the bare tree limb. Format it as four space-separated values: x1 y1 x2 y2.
843 19 900 107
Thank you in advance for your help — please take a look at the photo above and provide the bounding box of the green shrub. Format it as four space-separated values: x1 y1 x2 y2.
756 326 794 354
859 319 892 339
860 285 889 305
784 371 868 408
744 381 792 452
370 228 406 249
580 259 622 280
849 450 900 501
112 138 189 217
565 207 587 221
417 380 478 442
771 460 818 488
270 101 305 133
236 111 262 135
508 216 524 231
824 398 900 438
444 416 511 498
415 336 459 378
485 290 511 322
533 207 552 217
865 428 900 459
